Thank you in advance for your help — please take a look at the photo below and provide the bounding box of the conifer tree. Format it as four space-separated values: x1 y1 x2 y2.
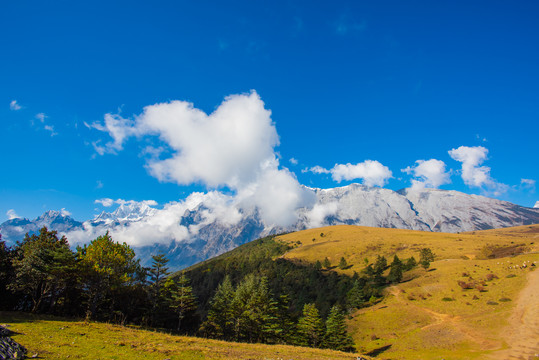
148 253 170 326
338 257 348 270
202 275 235 339
419 248 435 270
167 272 197 332
296 303 325 347
387 255 403 283
323 257 331 269
405 256 417 270
323 305 355 351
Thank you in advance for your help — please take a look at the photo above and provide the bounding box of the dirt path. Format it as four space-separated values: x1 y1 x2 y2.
488 268 539 359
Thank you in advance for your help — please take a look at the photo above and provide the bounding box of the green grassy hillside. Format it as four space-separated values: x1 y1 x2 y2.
0 311 364 360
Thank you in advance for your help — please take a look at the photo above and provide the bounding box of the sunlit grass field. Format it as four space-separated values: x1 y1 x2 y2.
0 312 364 360
277 224 539 359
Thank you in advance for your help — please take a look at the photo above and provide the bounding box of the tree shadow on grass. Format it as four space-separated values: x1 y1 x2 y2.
365 344 392 357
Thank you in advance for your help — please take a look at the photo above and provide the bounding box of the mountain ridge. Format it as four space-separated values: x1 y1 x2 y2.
1 185 538 269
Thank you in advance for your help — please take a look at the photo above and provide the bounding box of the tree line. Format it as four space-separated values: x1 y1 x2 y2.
0 227 434 352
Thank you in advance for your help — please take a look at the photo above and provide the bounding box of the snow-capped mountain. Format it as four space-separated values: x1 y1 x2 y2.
1 185 538 269
0 210 83 243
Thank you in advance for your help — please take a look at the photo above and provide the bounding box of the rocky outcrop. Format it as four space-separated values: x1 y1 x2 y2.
0 326 27 360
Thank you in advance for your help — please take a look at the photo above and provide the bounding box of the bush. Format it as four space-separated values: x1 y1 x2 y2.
486 273 498 281
487 301 498 305
457 280 474 289
441 297 454 302
506 274 517 278
499 297 511 302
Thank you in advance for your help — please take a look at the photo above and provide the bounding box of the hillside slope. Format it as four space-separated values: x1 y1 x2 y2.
275 224 539 359
0 312 365 360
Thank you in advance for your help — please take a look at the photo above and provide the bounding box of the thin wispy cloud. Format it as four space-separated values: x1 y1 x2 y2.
6 209 20 220
10 100 22 111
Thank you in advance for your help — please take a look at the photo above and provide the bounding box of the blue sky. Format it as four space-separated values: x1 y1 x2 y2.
1 0 538 223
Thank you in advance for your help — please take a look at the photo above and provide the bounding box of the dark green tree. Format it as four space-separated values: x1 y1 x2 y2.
147 253 170 326
202 275 235 339
0 235 16 310
387 255 403 284
323 305 355 351
373 255 388 275
10 227 76 313
296 303 325 347
323 257 331 269
314 260 322 270
338 257 348 270
419 248 435 270
405 256 417 270
166 272 197 332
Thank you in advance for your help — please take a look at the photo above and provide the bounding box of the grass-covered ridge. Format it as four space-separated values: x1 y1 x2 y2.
275 224 539 359
0 311 364 360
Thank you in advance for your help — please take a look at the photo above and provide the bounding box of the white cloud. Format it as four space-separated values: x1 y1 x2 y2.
307 165 330 174
60 208 71 217
95 198 115 207
521 179 536 193
96 180 104 189
10 100 22 111
90 91 315 227
44 125 57 136
6 209 19 220
402 159 451 190
330 160 392 187
305 202 339 228
289 158 298 165
36 113 47 123
448 145 507 195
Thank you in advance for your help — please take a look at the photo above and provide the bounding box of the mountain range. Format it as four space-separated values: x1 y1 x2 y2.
2 184 538 269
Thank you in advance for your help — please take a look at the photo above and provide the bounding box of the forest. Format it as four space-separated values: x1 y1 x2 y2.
0 227 427 352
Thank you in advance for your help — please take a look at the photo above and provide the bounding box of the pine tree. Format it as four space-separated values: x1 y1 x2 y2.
167 272 197 332
338 257 348 270
387 255 403 284
148 253 170 326
323 305 355 351
314 260 322 270
323 257 331 269
419 248 435 270
296 303 325 347
405 256 417 270
202 275 235 339
373 255 387 275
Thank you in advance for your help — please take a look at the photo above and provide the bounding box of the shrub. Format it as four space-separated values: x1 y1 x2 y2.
506 274 517 278
457 280 474 289
486 273 498 281
475 285 486 292
487 301 498 305
441 297 454 302
499 297 511 302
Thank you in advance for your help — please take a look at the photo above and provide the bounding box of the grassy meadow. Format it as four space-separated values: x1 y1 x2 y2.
0 311 364 360
277 224 539 359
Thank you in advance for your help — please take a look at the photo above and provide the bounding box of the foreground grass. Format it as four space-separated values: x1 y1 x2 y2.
277 224 539 359
0 312 363 360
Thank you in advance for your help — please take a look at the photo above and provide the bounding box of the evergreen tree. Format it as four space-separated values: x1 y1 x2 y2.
323 305 355 351
387 255 403 284
419 248 435 270
202 275 235 339
346 279 367 309
405 256 417 270
0 235 16 310
323 257 331 269
338 257 348 270
167 272 197 332
10 227 76 313
373 255 387 275
147 253 170 326
314 260 322 270
296 303 325 347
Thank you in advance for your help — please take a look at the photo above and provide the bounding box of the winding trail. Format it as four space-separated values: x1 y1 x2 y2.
488 268 539 359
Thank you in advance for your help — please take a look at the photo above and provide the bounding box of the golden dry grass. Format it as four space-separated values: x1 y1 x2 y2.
276 224 539 359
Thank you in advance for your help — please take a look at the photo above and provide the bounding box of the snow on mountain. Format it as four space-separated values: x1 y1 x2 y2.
1 184 538 269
